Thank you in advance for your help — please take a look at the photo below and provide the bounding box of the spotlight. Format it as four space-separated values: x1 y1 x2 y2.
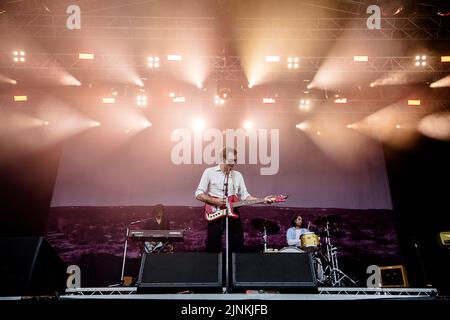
296 123 307 130
167 54 182 61
42 121 50 126
79 53 94 60
299 99 311 111
136 94 147 107
395 124 401 129
14 95 27 102
217 87 231 99
243 121 253 129
265 55 280 62
408 99 421 106
147 56 160 68
102 97 115 104
13 50 26 62
196 82 203 89
441 56 450 62
193 119 205 131
316 131 321 135
335 98 347 104
415 55 427 67
169 92 185 103
214 95 225 105
172 96 186 103
354 55 368 62
287 57 299 69
263 97 276 104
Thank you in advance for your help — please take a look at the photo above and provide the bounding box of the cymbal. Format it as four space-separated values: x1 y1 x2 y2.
251 218 280 234
314 214 340 226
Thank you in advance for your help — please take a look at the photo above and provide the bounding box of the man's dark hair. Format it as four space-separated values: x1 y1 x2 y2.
291 215 303 227
222 147 237 162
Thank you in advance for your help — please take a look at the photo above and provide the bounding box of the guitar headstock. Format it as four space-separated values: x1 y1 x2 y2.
266 194 288 203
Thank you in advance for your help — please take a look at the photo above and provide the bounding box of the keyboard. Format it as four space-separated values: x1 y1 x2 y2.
128 229 184 241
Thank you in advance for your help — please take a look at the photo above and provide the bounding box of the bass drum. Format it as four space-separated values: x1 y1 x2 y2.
279 247 304 253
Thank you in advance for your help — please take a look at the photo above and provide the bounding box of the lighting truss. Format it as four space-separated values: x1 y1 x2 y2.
0 15 448 41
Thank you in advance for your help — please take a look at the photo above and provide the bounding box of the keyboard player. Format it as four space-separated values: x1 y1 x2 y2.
142 204 173 253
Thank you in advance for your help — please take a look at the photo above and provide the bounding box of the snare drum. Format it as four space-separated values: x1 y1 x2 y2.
279 247 304 253
300 232 320 252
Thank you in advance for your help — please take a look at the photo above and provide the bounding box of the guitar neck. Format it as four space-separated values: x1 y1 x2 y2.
233 198 264 208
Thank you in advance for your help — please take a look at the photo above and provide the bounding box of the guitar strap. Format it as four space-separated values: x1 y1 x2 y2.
230 171 241 217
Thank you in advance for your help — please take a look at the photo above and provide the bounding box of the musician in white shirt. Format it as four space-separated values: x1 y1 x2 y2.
195 147 272 252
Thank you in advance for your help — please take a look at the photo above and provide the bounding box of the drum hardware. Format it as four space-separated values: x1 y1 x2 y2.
251 218 280 253
317 215 357 287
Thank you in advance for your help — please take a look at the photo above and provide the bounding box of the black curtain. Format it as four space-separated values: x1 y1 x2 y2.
384 136 450 293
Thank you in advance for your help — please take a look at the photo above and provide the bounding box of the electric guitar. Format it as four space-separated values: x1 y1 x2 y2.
204 194 288 222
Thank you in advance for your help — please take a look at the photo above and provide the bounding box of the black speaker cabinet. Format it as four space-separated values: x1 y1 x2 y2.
137 253 222 293
232 253 317 292
0 237 66 296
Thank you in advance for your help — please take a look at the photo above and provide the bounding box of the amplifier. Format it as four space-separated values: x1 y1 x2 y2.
380 265 409 288
438 231 450 246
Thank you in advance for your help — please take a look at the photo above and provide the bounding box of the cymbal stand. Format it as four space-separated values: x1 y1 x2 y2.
322 221 357 287
262 226 268 252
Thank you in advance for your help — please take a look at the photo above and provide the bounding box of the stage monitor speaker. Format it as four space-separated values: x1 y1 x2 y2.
137 253 222 293
0 237 66 296
232 253 317 292
380 265 409 288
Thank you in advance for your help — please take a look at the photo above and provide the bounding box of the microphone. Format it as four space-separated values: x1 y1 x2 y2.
129 217 153 225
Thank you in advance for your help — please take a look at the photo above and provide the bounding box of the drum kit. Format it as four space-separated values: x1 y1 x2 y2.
251 214 357 287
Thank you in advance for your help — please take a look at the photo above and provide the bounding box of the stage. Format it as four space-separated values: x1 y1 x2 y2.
1 287 448 318
1 1 450 317
60 287 438 301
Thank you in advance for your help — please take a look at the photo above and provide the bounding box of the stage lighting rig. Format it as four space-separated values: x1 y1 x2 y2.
217 81 232 99
147 56 160 68
415 55 427 67
13 51 25 63
287 57 299 69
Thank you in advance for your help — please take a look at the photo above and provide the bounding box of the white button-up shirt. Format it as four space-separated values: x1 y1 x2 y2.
195 165 251 200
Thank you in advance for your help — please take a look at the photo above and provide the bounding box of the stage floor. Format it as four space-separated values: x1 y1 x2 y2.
57 287 439 301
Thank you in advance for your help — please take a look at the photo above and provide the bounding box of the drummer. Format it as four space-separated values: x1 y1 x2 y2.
286 215 310 247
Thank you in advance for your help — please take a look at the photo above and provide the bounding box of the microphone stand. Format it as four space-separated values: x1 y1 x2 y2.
119 217 153 285
223 171 231 293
